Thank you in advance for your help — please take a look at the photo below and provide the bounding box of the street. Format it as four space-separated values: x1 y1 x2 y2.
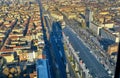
63 26 111 78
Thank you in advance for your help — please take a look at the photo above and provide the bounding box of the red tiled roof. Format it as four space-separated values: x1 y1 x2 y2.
0 49 14 52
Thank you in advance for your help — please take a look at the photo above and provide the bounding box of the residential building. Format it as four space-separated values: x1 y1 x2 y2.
107 43 118 55
90 22 102 35
1 53 14 63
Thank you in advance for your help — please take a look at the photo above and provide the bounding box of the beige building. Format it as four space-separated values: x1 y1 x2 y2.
99 11 109 15
0 32 5 37
67 13 77 19
90 22 102 35
101 23 114 28
19 52 28 61
108 44 118 55
50 11 63 21
2 54 14 63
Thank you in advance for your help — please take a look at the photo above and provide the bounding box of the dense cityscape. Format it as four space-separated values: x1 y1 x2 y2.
0 0 120 78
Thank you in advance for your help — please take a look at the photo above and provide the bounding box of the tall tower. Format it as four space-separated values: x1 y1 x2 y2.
85 7 93 27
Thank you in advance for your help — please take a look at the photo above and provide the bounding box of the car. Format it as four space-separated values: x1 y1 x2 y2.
107 70 112 75
90 51 93 53
111 62 114 66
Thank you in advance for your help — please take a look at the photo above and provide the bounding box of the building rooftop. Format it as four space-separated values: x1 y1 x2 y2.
36 59 50 78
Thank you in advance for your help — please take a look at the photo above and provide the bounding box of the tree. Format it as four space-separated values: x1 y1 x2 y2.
0 57 7 69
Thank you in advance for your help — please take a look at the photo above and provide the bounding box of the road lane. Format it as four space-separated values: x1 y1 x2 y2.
63 27 111 78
